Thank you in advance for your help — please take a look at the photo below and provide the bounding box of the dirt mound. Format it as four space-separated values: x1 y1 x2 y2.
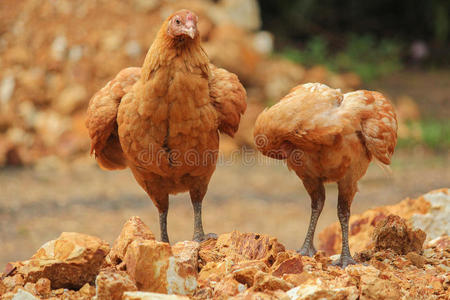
318 188 449 255
0 0 361 167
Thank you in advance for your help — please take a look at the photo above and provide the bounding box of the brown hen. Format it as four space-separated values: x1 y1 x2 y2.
254 83 397 267
86 9 246 243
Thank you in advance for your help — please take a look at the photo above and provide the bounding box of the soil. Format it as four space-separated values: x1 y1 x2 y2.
1 148 448 268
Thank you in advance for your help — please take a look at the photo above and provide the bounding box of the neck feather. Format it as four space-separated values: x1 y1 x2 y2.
141 20 209 81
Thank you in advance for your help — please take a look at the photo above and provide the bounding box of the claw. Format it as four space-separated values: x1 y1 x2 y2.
331 255 357 268
297 245 317 257
193 232 217 243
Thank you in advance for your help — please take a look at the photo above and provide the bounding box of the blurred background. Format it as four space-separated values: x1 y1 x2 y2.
0 0 448 266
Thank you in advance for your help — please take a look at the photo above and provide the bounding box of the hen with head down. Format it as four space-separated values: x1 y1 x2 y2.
254 83 397 267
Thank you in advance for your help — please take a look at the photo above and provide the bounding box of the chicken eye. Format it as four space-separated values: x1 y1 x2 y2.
175 19 181 25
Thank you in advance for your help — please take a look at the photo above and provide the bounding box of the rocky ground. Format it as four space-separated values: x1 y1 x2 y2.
1 189 448 299
1 149 449 268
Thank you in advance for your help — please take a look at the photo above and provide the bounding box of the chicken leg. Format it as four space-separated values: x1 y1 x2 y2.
159 210 169 243
154 193 170 243
332 180 357 267
298 179 325 256
190 185 217 242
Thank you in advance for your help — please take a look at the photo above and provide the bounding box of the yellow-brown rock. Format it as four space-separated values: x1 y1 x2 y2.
286 284 358 300
372 215 426 254
213 276 246 299
34 278 51 297
252 271 293 292
318 189 445 255
123 291 190 299
106 216 155 267
230 290 290 300
172 241 200 270
124 239 197 295
214 231 285 266
231 260 268 286
94 268 137 300
4 232 109 289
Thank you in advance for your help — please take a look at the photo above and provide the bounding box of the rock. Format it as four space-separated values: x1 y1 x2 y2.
232 260 268 286
34 111 71 147
198 238 223 266
133 0 160 12
318 189 444 255
231 290 290 300
271 256 303 277
360 275 402 300
253 271 293 292
372 215 426 255
171 241 200 270
23 283 37 296
123 291 189 299
106 216 155 267
214 231 285 266
55 84 87 114
34 278 51 297
406 252 425 268
410 189 449 240
286 285 358 300
11 289 38 300
79 283 97 298
198 260 233 283
193 286 214 300
213 276 246 298
204 24 262 85
339 72 362 90
219 0 261 31
125 40 142 58
396 95 421 121
0 75 15 105
101 31 124 51
94 268 137 300
124 239 197 295
253 31 274 55
68 45 83 62
302 66 329 83
257 59 305 101
2 274 25 291
50 35 67 60
0 280 6 296
4 232 109 289
426 235 450 251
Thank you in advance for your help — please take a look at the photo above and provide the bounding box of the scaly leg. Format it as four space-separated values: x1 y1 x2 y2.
151 191 170 243
332 180 357 267
298 179 325 256
190 185 217 242
159 209 169 243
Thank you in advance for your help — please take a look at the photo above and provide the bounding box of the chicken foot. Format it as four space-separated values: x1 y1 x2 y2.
298 180 325 257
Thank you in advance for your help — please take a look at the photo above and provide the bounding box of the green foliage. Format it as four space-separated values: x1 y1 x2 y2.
420 120 450 149
282 35 403 82
398 120 450 150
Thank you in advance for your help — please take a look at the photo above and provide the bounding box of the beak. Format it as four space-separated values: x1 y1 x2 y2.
183 27 196 39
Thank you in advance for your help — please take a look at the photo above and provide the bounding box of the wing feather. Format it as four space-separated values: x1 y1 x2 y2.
209 64 247 137
85 67 140 169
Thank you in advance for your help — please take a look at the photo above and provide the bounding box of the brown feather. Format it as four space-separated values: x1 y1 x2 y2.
85 67 140 170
